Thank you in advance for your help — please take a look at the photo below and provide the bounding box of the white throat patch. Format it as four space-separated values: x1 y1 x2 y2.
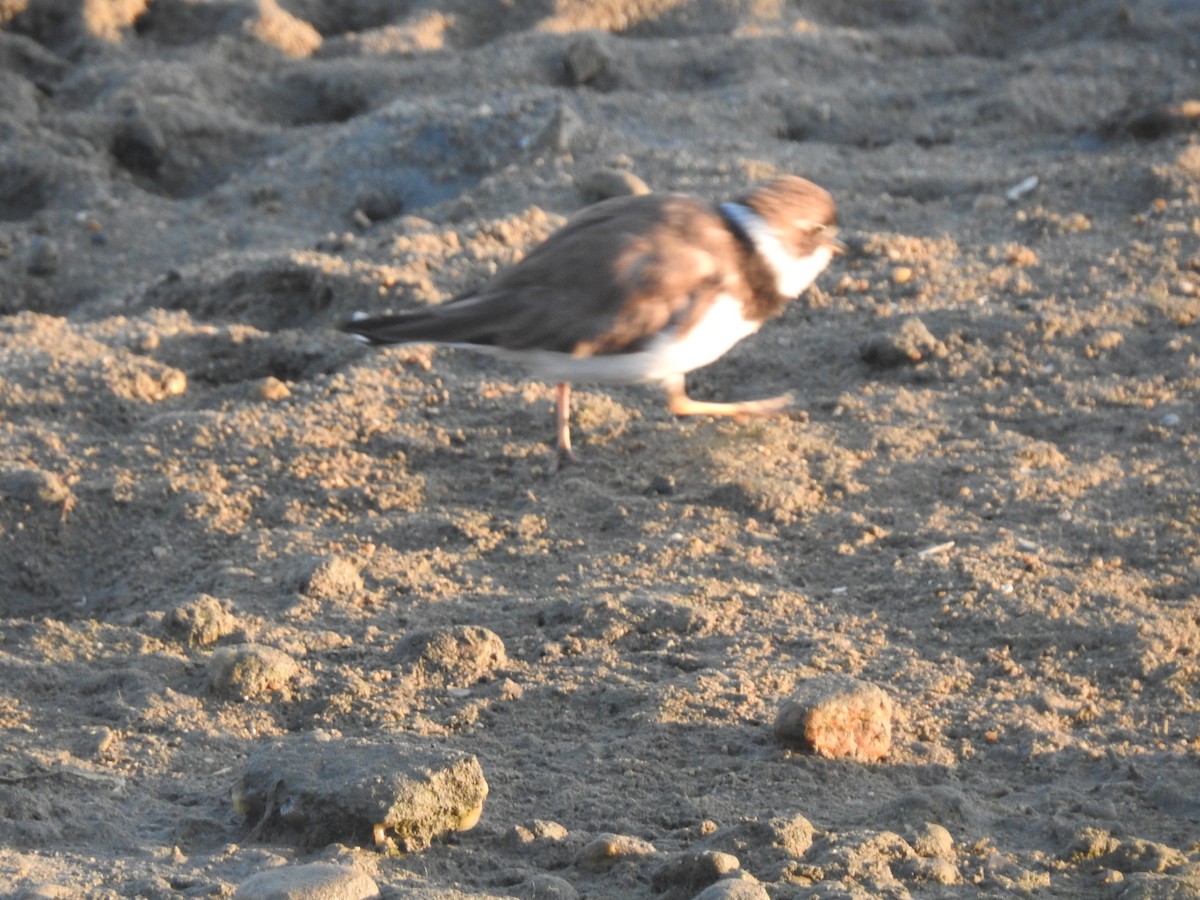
721 201 832 298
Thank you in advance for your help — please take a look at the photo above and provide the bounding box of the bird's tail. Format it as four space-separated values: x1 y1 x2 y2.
340 306 482 346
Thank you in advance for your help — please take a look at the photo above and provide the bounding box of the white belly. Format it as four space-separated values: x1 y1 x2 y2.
495 293 760 385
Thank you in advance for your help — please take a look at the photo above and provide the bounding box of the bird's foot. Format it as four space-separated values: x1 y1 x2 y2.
667 390 795 422
555 444 580 469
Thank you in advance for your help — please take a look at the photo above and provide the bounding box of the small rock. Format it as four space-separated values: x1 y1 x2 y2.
577 168 651 203
516 873 579 900
304 557 364 601
399 625 507 689
646 473 676 496
84 726 118 759
259 376 291 401
510 820 570 844
772 814 816 858
247 0 322 58
692 875 770 900
1087 330 1124 356
577 833 657 871
233 862 379 899
111 111 165 177
651 850 740 894
774 675 894 761
909 822 955 859
536 102 584 155
859 317 945 368
1067 827 1121 861
159 368 188 398
128 366 187 403
233 733 488 850
905 856 961 885
565 32 613 86
507 819 573 868
207 643 300 700
25 236 60 277
355 187 402 223
167 594 238 647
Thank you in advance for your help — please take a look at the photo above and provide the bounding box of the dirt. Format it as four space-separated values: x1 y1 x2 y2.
2 0 1200 897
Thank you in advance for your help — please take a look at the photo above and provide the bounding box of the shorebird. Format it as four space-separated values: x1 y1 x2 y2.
343 175 840 459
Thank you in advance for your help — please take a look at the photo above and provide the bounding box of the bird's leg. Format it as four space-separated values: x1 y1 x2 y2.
555 382 578 464
664 373 793 420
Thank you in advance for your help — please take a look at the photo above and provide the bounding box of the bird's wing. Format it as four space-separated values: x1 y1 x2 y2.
342 193 744 356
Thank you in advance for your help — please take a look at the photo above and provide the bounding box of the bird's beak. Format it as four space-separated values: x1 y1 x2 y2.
827 229 847 255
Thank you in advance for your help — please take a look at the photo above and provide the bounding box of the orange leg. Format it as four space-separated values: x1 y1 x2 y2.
663 373 793 420
555 382 577 462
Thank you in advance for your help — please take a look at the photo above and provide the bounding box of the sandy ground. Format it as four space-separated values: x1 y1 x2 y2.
2 1 1200 897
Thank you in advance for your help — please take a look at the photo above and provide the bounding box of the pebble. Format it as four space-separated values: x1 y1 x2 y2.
565 32 613 86
772 814 817 857
399 624 507 689
128 366 187 403
859 317 945 368
906 856 961 885
510 820 570 844
774 675 894 761
576 168 651 203
259 376 291 401
85 726 118 758
576 833 657 871
304 556 364 601
207 643 300 699
159 368 188 398
651 850 740 894
166 594 238 647
355 187 402 223
248 0 322 58
111 110 166 177
1087 330 1124 356
646 473 676 496
515 873 579 900
536 102 584 155
908 821 955 859
24 236 60 277
233 732 488 850
691 875 770 900
232 862 379 900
